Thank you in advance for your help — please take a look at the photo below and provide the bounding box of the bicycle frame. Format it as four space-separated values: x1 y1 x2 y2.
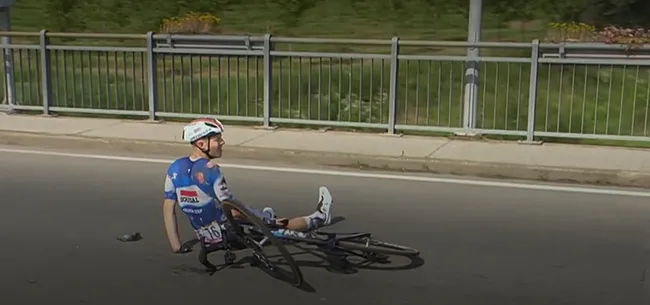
197 220 376 273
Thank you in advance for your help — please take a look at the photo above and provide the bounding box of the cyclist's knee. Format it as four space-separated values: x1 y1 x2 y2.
230 209 244 219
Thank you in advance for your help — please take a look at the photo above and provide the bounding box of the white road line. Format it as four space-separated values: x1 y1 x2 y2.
1 147 649 197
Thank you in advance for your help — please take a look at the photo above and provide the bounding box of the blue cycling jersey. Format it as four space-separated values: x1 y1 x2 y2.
164 157 235 243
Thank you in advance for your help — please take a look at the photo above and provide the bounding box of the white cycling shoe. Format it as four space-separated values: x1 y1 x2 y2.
317 186 333 226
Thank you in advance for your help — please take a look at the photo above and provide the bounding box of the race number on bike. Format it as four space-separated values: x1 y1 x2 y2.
197 221 223 244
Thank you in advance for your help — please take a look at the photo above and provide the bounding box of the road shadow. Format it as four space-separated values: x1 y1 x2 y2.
172 216 422 292
328 216 346 226
175 242 423 291
272 244 425 274
172 254 316 293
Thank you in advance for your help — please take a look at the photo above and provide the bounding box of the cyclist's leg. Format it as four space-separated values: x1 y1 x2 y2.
270 186 334 232
230 203 268 220
230 203 305 230
226 203 280 226
227 186 333 232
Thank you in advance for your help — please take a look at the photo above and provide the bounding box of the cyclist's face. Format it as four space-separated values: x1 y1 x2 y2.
207 134 225 158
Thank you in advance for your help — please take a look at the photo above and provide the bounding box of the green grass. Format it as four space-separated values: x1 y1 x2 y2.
4 0 650 146
11 0 546 40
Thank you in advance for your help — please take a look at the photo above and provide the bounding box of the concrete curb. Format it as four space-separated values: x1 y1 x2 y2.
1 130 649 188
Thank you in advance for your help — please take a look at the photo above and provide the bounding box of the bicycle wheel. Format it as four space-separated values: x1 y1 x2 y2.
221 200 304 287
337 237 420 257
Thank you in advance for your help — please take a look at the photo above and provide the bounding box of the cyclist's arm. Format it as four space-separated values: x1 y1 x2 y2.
207 164 253 220
209 167 270 224
163 174 182 252
163 199 181 251
207 162 234 203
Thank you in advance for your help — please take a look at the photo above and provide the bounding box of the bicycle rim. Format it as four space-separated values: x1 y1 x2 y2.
337 238 420 257
221 200 304 287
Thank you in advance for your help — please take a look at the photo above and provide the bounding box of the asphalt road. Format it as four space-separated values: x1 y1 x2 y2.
1 149 650 305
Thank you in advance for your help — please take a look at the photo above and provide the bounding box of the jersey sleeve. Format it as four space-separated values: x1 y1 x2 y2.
205 166 234 202
164 169 177 201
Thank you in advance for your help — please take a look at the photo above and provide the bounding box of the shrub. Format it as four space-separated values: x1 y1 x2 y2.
545 22 650 47
601 26 650 46
161 12 221 34
546 22 597 42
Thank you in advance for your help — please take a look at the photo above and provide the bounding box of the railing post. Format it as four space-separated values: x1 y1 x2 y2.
462 49 480 135
521 39 542 145
461 0 482 135
262 34 273 128
387 36 399 134
146 31 157 121
39 30 52 115
1 7 15 112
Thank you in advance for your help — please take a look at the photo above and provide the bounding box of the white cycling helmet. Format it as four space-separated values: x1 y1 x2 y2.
182 117 225 143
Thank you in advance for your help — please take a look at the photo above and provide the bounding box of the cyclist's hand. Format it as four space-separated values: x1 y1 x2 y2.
173 241 193 254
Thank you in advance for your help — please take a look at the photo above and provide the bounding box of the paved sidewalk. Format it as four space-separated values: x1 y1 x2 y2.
2 113 650 188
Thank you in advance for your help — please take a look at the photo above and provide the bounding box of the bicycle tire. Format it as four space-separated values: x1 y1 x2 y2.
337 238 420 257
221 200 304 287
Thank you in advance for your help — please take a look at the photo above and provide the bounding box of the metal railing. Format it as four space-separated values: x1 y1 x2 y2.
1 30 650 143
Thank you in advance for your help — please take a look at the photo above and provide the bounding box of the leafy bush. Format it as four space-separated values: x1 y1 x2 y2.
161 12 221 34
545 22 650 47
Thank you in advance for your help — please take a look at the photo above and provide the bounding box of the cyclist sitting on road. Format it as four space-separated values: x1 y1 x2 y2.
162 117 333 253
